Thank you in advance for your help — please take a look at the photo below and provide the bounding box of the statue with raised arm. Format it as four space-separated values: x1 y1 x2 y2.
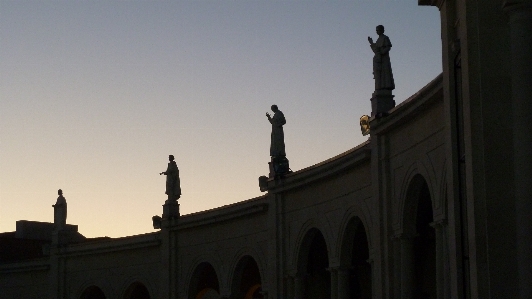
160 155 181 201
266 105 286 157
368 25 395 91
52 189 67 230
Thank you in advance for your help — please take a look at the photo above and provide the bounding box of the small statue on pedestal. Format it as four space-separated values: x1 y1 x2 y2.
266 105 290 176
159 155 181 221
52 189 67 230
160 155 181 201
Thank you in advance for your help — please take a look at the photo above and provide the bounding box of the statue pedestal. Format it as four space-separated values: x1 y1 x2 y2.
269 156 290 178
371 90 395 118
162 199 180 219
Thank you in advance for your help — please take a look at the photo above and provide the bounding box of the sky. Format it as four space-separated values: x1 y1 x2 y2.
0 0 442 238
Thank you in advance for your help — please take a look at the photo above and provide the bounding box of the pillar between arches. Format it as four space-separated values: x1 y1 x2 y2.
337 267 352 299
326 267 338 299
431 219 449 299
395 233 416 299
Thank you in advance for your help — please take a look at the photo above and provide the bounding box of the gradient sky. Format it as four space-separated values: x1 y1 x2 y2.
0 0 442 238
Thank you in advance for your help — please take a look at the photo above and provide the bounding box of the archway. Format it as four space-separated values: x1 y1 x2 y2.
402 174 436 299
413 178 436 298
339 217 372 299
80 285 106 299
296 228 330 299
230 255 263 299
123 281 150 299
188 262 221 299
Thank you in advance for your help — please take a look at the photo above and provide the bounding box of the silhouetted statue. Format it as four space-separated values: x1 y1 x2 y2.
52 189 67 230
160 155 181 200
368 25 395 91
266 105 286 157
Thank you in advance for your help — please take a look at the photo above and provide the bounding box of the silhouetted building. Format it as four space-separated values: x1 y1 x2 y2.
1 0 531 298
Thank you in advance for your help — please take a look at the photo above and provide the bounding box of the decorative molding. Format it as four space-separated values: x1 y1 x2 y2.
370 74 443 136
62 233 161 257
418 0 445 9
267 142 371 193
178 201 269 230
0 259 50 273
503 0 532 13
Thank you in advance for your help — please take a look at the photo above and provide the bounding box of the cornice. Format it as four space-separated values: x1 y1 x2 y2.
418 0 445 9
62 232 161 256
503 0 532 13
177 197 269 230
0 259 50 273
369 73 443 136
266 141 371 193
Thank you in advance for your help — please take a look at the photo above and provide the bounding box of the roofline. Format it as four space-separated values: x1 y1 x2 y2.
370 73 443 135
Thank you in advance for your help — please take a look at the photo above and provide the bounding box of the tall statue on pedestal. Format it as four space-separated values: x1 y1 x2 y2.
160 155 181 201
52 189 67 230
368 25 395 91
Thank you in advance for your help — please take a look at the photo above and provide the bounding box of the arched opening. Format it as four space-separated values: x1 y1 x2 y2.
352 222 372 298
188 262 220 299
413 180 436 299
339 217 372 299
123 281 151 299
80 286 106 299
230 255 263 299
402 174 436 299
297 228 330 299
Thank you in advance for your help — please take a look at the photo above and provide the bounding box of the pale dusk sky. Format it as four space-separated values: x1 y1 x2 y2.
0 0 442 238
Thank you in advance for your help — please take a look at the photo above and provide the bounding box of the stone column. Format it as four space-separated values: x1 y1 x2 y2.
399 235 415 299
431 221 446 299
286 275 295 299
327 268 338 299
337 268 350 299
159 217 178 299
504 2 532 298
393 237 402 297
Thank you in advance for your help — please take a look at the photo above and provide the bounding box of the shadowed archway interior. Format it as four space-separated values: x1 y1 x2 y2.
351 222 372 299
123 281 150 299
80 286 106 299
188 262 220 299
413 179 436 299
339 217 372 299
230 255 263 299
297 228 331 299
402 174 436 299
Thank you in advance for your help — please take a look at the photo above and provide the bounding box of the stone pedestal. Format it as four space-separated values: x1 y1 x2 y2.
370 90 395 117
162 199 180 219
268 156 290 178
51 229 70 246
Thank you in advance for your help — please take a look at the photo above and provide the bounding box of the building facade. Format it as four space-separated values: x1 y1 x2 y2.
1 0 531 298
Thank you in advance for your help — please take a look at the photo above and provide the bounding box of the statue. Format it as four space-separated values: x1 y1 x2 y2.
368 25 395 91
52 189 67 230
266 105 286 157
160 155 181 201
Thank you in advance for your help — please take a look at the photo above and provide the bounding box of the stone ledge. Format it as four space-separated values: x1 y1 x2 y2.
267 142 371 193
370 73 443 135
0 259 50 273
62 233 161 256
178 202 269 230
